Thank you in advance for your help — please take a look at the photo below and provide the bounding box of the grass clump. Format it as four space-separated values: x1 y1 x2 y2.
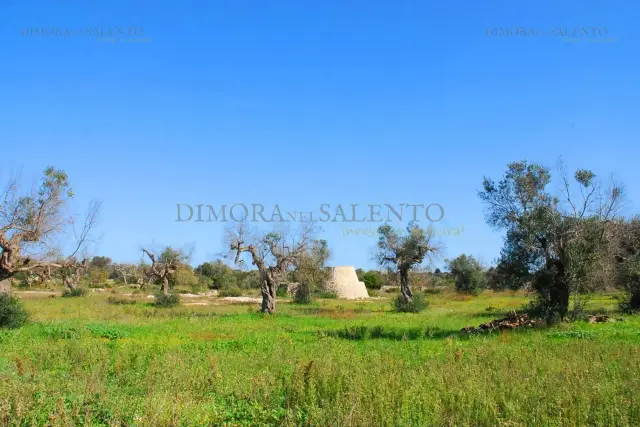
315 291 337 299
61 287 87 298
107 296 136 305
152 293 180 308
219 287 243 297
0 293 29 329
392 293 428 313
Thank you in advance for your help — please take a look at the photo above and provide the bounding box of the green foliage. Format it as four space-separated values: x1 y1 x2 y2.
0 293 29 329
293 284 312 304
479 160 621 320
290 239 331 302
618 254 640 312
152 293 180 308
88 268 110 287
218 287 242 297
61 287 87 298
392 293 428 313
447 254 486 295
90 256 112 268
173 266 200 291
107 296 136 305
315 291 337 299
362 271 383 289
276 285 289 298
195 260 236 289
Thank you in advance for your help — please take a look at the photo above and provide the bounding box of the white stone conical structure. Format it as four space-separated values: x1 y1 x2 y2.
325 266 369 299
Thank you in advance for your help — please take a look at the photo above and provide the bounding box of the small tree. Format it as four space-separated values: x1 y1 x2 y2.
376 222 438 307
446 254 486 294
0 167 100 294
362 270 383 290
142 247 189 295
613 217 640 312
291 239 330 304
195 260 235 289
228 221 320 314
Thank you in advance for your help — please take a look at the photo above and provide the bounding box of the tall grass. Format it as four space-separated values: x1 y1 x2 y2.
0 291 638 425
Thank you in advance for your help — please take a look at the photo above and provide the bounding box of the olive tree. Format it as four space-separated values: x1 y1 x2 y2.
0 167 100 293
227 221 320 314
376 222 438 305
479 160 622 320
142 247 190 295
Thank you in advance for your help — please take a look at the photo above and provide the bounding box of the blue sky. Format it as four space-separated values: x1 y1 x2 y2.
1 0 638 270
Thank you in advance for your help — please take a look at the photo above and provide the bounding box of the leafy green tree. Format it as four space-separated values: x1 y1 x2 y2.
446 254 486 295
362 271 383 290
613 217 640 311
479 160 622 321
195 260 235 289
291 239 330 304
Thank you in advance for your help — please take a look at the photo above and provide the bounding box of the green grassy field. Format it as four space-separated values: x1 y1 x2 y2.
1 290 639 426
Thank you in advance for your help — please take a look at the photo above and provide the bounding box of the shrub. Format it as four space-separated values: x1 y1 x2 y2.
392 293 428 313
152 293 180 308
384 287 399 293
0 293 29 329
316 291 337 299
447 254 486 295
368 290 379 297
293 284 312 304
61 287 87 298
362 271 383 290
218 287 242 297
107 296 136 305
276 284 289 298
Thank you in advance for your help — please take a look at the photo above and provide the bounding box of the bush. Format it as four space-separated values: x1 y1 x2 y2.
107 296 136 305
0 293 29 329
293 284 312 304
276 284 289 298
392 293 428 313
315 291 337 299
362 271 383 290
152 293 180 308
368 290 379 297
447 254 486 295
61 287 87 298
218 287 242 297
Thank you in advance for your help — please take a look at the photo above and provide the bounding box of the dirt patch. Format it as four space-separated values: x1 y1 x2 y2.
185 302 210 306
221 297 261 303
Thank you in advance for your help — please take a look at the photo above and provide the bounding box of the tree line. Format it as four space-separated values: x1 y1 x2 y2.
2 160 640 322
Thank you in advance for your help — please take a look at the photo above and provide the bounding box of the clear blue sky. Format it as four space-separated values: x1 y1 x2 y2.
1 0 638 270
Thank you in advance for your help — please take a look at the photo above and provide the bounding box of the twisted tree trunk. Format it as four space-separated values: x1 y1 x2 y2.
399 268 413 304
261 279 276 314
162 276 169 295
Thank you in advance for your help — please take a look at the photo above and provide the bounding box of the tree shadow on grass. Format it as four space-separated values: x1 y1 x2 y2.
318 325 459 341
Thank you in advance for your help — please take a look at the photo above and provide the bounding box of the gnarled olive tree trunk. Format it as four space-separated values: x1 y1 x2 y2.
261 275 276 314
399 268 413 303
